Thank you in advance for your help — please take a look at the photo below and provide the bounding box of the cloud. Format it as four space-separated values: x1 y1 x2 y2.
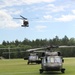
44 4 67 13
0 0 22 8
2 8 22 15
35 25 47 32
43 15 52 20
23 0 55 4
55 14 75 22
0 0 55 8
72 10 75 14
31 4 66 13
0 10 20 28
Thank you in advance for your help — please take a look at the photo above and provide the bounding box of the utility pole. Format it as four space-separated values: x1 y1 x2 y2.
8 47 10 59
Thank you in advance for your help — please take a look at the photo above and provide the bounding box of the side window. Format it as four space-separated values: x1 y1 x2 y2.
50 57 54 63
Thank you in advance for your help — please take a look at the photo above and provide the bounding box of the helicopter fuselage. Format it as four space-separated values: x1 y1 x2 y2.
42 56 62 70
27 53 41 64
39 52 65 73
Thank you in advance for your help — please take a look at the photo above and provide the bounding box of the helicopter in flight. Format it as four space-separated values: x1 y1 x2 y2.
26 45 75 74
14 15 29 27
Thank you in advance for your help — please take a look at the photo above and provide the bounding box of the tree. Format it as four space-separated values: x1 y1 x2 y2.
61 35 69 45
69 38 75 45
1 36 75 58
15 39 20 46
2 40 7 46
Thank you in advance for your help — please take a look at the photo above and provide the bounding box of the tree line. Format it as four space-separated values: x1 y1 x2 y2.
0 35 75 59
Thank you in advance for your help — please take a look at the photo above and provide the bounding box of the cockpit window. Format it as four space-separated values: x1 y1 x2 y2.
51 57 55 63
43 56 61 63
47 57 54 63
55 57 61 63
29 55 38 60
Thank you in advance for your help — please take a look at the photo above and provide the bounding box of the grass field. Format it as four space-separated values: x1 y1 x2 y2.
0 58 75 75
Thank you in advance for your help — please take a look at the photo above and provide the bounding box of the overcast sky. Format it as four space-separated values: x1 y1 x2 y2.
0 0 75 44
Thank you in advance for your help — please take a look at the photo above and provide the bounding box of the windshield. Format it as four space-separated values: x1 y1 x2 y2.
29 55 38 60
43 56 61 63
55 57 61 63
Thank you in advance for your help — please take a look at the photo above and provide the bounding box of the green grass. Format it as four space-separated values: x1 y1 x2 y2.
0 58 75 75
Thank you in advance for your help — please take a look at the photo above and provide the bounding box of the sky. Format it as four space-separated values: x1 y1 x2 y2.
0 0 75 44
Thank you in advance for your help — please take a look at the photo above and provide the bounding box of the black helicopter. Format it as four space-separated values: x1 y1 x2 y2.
14 15 29 27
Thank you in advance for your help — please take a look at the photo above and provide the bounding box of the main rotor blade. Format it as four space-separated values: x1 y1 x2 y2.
46 45 75 49
26 45 75 52
13 18 22 19
20 15 27 19
34 50 45 53
59 46 75 48
26 48 44 52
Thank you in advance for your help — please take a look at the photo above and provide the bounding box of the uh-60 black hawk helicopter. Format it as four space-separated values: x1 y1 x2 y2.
26 45 75 74
14 15 29 27
25 48 42 64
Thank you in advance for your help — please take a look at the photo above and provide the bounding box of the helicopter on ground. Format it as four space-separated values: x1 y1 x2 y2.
25 48 42 64
14 15 29 27
27 53 41 64
26 45 75 74
39 45 65 74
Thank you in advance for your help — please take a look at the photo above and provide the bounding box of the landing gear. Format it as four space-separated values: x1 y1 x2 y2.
39 69 43 74
27 61 29 65
61 68 65 73
39 68 65 74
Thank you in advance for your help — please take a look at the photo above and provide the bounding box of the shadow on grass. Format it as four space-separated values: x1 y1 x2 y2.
27 63 40 65
41 71 63 75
